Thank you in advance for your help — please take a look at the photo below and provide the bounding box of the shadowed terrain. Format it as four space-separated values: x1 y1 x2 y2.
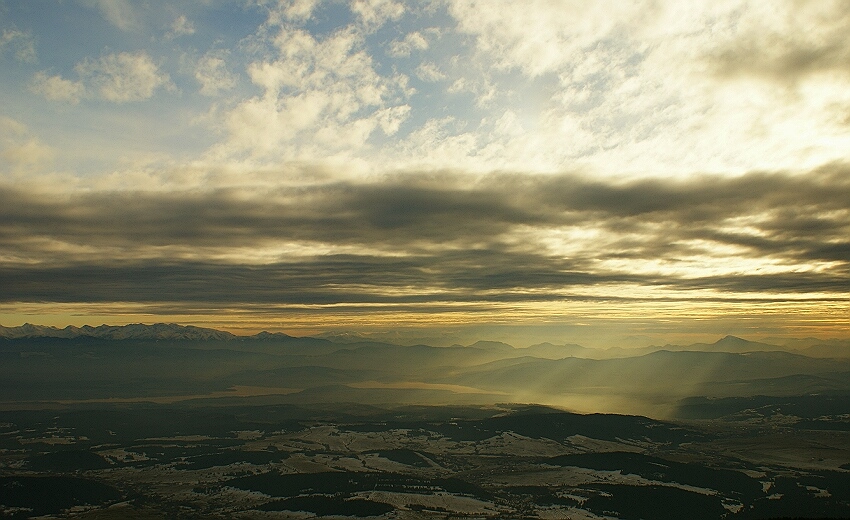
1 324 849 518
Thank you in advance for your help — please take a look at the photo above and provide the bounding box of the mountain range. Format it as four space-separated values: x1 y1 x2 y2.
2 322 850 418
3 322 848 356
0 322 292 341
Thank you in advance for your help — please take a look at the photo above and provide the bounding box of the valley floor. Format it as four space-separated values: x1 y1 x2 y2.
1 402 850 519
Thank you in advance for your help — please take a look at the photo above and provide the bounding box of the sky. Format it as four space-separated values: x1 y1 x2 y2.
1 0 849 346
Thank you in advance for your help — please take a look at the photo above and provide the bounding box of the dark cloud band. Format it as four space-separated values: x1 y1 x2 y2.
2 164 849 306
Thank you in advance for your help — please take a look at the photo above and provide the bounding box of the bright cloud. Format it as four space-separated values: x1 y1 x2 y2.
217 22 410 160
11 1 850 176
707 1 850 83
435 0 850 176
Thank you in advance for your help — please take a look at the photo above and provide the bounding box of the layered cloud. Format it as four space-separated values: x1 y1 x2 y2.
2 165 848 310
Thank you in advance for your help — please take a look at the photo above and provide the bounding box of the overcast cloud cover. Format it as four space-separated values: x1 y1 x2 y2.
1 0 849 344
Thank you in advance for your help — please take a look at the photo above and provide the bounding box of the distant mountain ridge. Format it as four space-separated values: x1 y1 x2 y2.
681 335 781 353
0 322 241 341
1 323 847 359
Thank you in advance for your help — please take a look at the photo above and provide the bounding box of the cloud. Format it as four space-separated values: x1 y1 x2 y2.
0 255 636 306
217 24 411 160
29 72 85 104
33 52 170 104
195 53 237 96
1 165 848 308
415 62 446 82
387 31 428 57
0 117 54 175
5 1 850 341
167 15 195 39
16 1 848 181
351 0 405 31
0 28 36 62
269 0 321 23
428 1 850 175
81 0 140 31
75 52 170 102
8 3 850 179
448 0 646 77
707 1 850 84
